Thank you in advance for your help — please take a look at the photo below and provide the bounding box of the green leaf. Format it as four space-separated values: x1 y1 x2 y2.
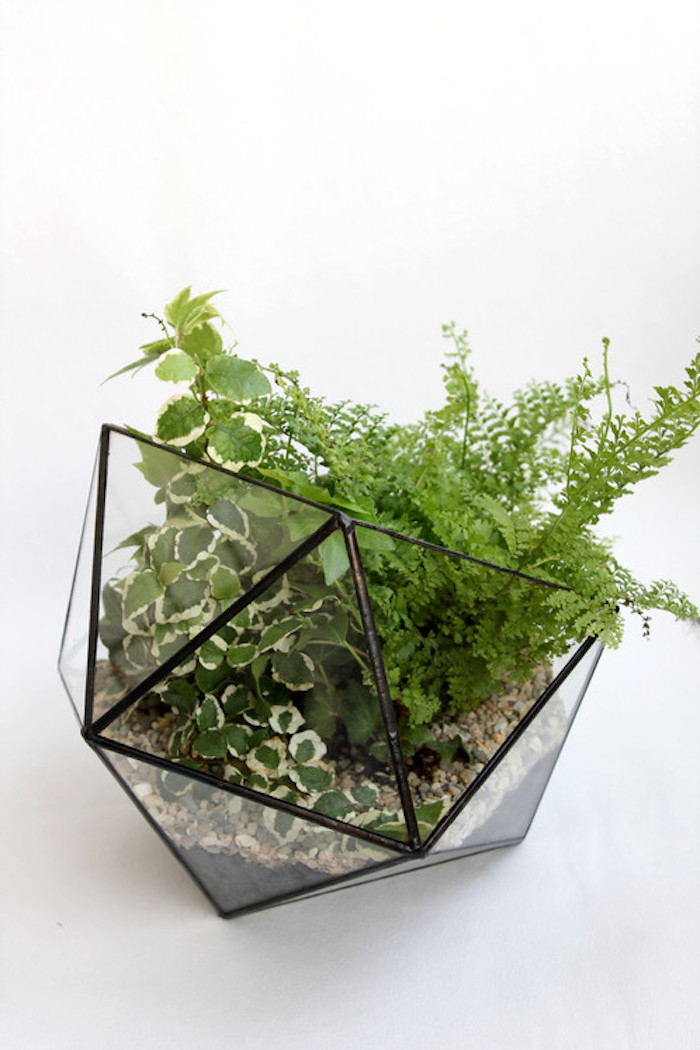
197 636 226 670
343 682 381 746
259 617 303 652
165 287 223 334
123 570 164 619
197 695 224 731
156 395 206 446
175 526 215 565
288 729 326 763
158 576 208 622
155 350 198 383
415 799 449 833
207 416 264 468
206 499 249 540
157 561 183 586
289 764 333 793
180 321 223 362
226 643 259 667
251 742 282 771
349 784 378 807
312 791 352 819
224 723 252 757
221 684 252 718
271 649 315 691
210 566 241 600
135 443 183 488
193 728 228 759
319 531 350 585
162 678 198 715
204 356 271 400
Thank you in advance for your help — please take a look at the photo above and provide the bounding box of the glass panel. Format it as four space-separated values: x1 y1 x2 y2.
292 641 603 901
98 748 396 916
90 428 331 724
58 449 99 724
430 640 603 854
98 538 413 843
355 524 583 842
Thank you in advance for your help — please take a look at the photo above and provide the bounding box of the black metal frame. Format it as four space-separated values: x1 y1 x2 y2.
59 424 603 918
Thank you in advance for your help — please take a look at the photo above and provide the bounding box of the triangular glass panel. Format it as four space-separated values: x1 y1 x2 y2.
58 448 100 725
354 523 585 843
286 639 603 901
96 533 415 845
428 638 603 856
95 747 398 916
83 427 332 728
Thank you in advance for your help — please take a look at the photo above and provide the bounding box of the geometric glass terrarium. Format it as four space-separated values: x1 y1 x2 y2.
59 425 603 918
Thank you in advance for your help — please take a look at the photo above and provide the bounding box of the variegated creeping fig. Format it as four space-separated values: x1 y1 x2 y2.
99 286 699 842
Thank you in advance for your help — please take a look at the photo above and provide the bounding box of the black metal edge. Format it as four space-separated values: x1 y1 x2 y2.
419 636 603 852
85 730 412 855
89 513 339 735
219 833 527 919
352 521 570 592
105 425 568 592
341 517 421 850
83 426 112 729
105 423 344 518
57 445 102 726
502 638 604 845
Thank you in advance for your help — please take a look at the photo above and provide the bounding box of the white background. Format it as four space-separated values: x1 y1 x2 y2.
1 1 699 1047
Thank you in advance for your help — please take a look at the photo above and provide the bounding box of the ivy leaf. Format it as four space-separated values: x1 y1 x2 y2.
196 695 225 731
155 350 198 384
206 499 249 540
157 561 183 587
271 650 315 691
226 643 259 667
204 356 271 400
180 321 223 363
268 703 305 735
207 416 265 469
135 443 183 489
288 729 326 763
156 395 206 446
165 286 223 334
224 723 252 757
162 678 198 715
312 791 352 819
192 728 228 759
259 617 303 652
123 570 164 619
288 764 333 794
349 784 378 807
343 682 382 746
210 566 241 600
319 531 350 585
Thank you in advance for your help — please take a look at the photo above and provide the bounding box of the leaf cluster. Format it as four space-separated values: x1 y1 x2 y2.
107 288 700 737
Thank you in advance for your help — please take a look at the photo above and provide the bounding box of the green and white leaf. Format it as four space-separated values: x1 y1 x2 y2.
271 649 315 691
156 394 206 446
205 498 249 540
247 737 288 776
261 807 302 843
123 570 164 619
288 729 327 764
288 763 333 794
155 350 198 384
268 703 305 735
196 694 225 731
206 413 265 469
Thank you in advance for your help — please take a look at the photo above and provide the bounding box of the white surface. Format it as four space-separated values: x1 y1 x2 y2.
1 2 699 1047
